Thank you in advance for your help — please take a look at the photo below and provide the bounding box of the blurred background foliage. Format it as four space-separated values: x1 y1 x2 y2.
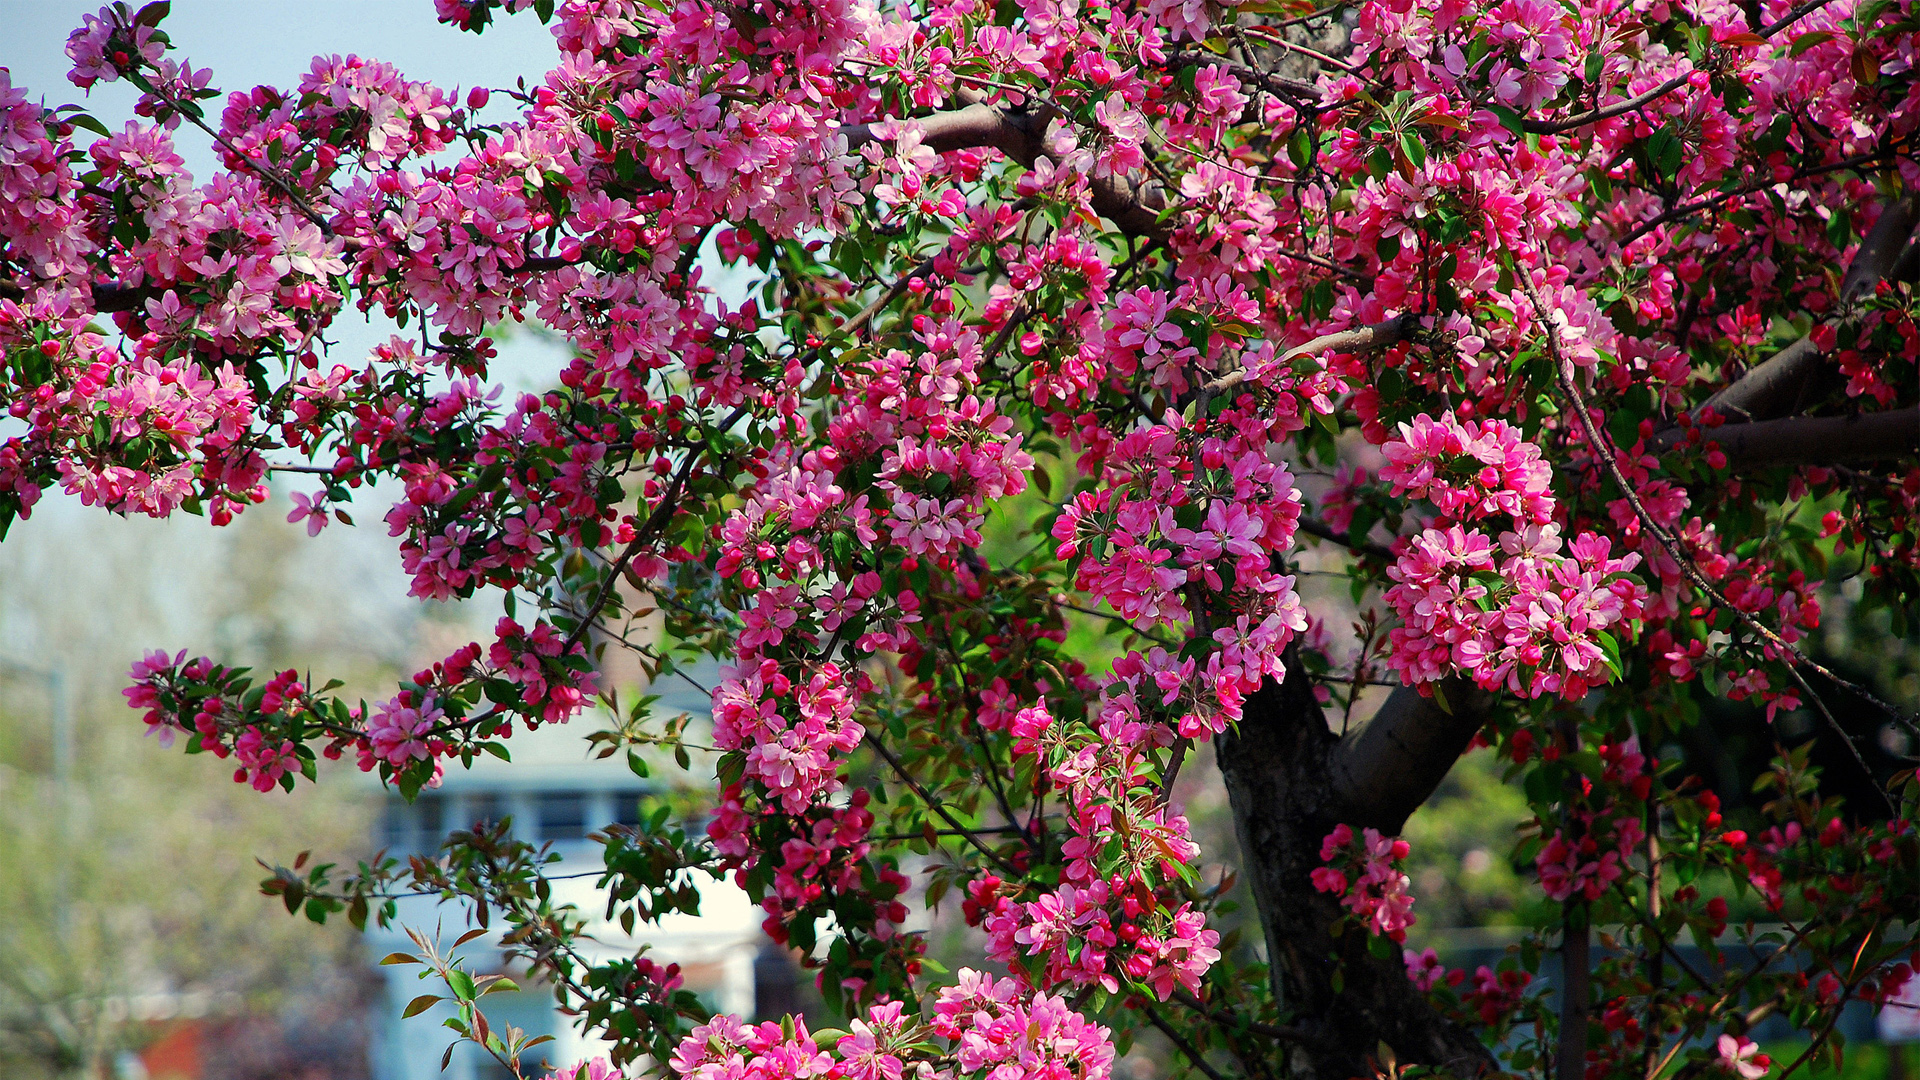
0 502 410 1079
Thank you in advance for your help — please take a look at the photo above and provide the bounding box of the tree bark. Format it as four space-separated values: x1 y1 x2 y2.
843 99 1167 237
1648 406 1919 466
1691 194 1920 424
1216 661 1496 1078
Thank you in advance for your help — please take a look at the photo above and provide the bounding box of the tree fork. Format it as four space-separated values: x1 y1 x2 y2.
1217 659 1496 1078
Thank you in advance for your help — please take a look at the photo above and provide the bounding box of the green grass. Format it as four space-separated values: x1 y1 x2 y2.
1754 1041 1920 1079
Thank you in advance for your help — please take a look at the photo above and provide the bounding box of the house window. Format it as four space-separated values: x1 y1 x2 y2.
381 791 445 854
463 791 507 832
415 792 444 847
613 789 646 828
538 793 588 841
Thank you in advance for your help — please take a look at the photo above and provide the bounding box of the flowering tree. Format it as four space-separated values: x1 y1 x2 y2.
4 0 1919 1076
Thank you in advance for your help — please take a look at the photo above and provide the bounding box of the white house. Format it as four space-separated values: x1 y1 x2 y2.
363 660 769 1080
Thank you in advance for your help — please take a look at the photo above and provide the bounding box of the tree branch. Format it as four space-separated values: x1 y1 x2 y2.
843 101 1168 237
1524 73 1690 135
1520 277 1906 810
1326 678 1495 834
0 252 581 318
1649 406 1918 467
1218 664 1498 1077
1525 0 1841 143
561 405 749 655
1693 193 1920 422
1142 1004 1230 1080
1204 313 1418 396
1558 912 1592 1080
1839 193 1920 305
862 730 1019 874
1166 50 1322 104
1617 149 1891 250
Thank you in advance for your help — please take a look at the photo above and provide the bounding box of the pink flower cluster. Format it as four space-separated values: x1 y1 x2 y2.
123 624 594 795
1043 378 1312 788
1462 965 1535 1027
541 1058 621 1080
362 692 446 770
1312 824 1417 943
1536 812 1645 903
1379 413 1554 525
931 970 1118 1080
1 71 93 284
488 616 598 724
979 876 1219 1001
711 657 868 815
294 55 456 169
232 727 301 792
125 651 306 792
1717 1034 1771 1079
1403 946 1457 992
752 789 911 948
0 299 270 522
1379 414 1648 700
964 692 1226 998
665 970 1115 1080
1053 403 1305 624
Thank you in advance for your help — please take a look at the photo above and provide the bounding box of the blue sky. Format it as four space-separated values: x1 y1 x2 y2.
0 0 572 368
3 1 561 146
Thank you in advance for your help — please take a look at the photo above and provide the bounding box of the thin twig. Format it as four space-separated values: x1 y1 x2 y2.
863 731 1019 874
1616 150 1891 249
1142 1003 1230 1080
1757 0 1844 36
1202 314 1416 396
1170 988 1316 1044
1523 73 1690 135
1055 600 1181 646
127 67 333 233
560 406 750 655
1296 516 1393 560
1517 278 1900 814
1242 24 1363 74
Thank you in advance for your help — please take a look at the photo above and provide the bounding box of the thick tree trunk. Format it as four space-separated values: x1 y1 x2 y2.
1216 660 1496 1078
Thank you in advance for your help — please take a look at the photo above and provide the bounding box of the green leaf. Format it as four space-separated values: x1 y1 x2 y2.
1288 126 1314 170
1646 127 1683 182
1398 130 1427 171
403 994 442 1018
1484 102 1527 137
446 969 477 1002
66 112 113 138
1596 630 1623 679
1789 29 1833 55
